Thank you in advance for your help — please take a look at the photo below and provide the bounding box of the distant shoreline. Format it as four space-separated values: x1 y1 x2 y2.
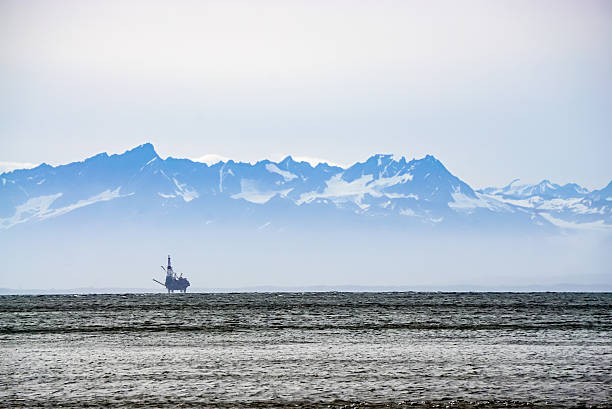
2 284 611 295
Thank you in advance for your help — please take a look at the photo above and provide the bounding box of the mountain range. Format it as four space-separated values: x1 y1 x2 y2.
1 143 610 233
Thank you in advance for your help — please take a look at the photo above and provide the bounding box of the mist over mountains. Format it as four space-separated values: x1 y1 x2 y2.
1 143 610 290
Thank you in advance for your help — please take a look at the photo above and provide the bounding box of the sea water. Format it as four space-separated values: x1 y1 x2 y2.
1 292 610 407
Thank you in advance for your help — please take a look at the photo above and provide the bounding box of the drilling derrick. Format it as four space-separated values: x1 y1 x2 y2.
152 255 190 293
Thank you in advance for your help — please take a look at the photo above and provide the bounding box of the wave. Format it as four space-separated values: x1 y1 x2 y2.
2 321 609 335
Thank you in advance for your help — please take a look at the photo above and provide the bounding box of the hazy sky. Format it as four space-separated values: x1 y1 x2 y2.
1 0 611 189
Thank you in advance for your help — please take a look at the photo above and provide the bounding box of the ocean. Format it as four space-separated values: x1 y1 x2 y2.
1 292 610 408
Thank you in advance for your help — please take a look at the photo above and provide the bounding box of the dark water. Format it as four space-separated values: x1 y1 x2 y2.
1 293 610 408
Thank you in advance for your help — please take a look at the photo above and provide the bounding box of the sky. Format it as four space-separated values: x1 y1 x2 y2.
1 0 611 189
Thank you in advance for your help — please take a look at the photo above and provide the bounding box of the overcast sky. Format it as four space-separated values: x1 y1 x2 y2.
1 0 611 189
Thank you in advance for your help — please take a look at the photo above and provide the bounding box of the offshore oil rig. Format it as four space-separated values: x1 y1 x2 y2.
153 255 190 293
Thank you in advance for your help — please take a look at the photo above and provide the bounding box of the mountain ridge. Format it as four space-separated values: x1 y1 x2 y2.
1 143 610 232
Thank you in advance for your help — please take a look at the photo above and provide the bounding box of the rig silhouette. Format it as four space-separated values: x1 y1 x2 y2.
153 255 190 293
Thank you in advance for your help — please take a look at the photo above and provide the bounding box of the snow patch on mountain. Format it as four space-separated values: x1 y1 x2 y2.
489 196 541 208
399 208 417 217
231 179 293 204
450 189 512 213
297 172 413 206
386 193 418 200
231 180 278 204
265 163 297 181
449 192 489 210
491 194 606 215
46 188 128 219
537 198 595 214
482 179 590 200
0 193 63 229
0 187 127 229
172 178 198 202
140 156 157 171
218 164 235 193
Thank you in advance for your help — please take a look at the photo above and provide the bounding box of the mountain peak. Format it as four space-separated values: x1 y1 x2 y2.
115 143 160 162
414 154 445 168
279 155 295 166
129 142 157 155
535 180 558 192
365 153 407 165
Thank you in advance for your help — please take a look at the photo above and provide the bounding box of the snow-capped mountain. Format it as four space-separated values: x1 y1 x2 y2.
1 143 610 232
479 179 590 200
479 179 611 229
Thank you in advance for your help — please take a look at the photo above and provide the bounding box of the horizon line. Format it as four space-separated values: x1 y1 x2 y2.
2 283 611 295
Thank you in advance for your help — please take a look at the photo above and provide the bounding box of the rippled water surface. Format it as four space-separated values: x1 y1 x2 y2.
1 292 610 408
